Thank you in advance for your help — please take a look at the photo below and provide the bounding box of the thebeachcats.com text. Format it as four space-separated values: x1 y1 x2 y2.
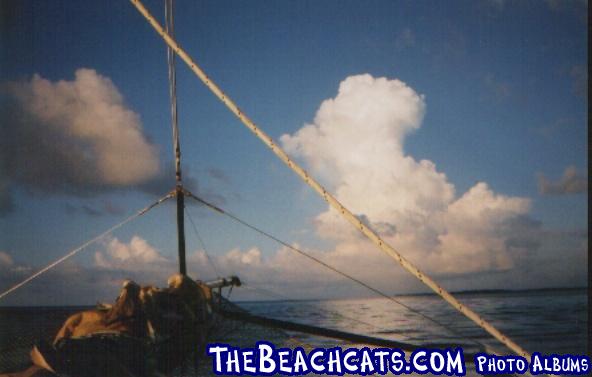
206 342 590 376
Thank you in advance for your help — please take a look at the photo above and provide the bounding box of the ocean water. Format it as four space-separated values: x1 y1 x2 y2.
0 288 587 375
238 288 587 356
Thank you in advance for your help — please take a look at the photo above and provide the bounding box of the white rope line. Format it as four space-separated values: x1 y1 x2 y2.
0 193 173 302
129 0 538 363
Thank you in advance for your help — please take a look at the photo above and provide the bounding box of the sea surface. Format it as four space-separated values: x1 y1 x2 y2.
238 288 587 356
0 288 587 375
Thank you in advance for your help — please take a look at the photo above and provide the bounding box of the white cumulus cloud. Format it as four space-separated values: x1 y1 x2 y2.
94 236 168 270
1 68 160 201
281 74 534 276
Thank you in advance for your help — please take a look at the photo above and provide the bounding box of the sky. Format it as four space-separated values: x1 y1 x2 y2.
0 0 587 305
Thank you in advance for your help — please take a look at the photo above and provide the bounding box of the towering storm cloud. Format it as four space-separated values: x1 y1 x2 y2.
281 74 535 275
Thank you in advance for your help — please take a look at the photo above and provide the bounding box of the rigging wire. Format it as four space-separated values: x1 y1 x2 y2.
185 192 484 348
240 283 293 301
165 0 181 181
186 207 222 279
0 193 174 302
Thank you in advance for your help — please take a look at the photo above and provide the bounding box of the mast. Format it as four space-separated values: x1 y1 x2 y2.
165 0 186 275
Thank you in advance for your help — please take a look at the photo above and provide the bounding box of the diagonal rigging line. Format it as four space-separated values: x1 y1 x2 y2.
186 206 222 278
0 193 174 302
186 192 484 348
129 0 535 361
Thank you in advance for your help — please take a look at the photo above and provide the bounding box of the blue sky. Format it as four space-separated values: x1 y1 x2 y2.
0 0 587 305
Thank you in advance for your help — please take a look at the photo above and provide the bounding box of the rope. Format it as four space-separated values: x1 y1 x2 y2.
186 207 222 279
0 193 173 302
240 283 292 301
129 0 537 362
186 192 483 349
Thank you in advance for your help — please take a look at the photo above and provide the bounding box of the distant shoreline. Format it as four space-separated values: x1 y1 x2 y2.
235 286 588 304
414 287 588 296
408 286 587 297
